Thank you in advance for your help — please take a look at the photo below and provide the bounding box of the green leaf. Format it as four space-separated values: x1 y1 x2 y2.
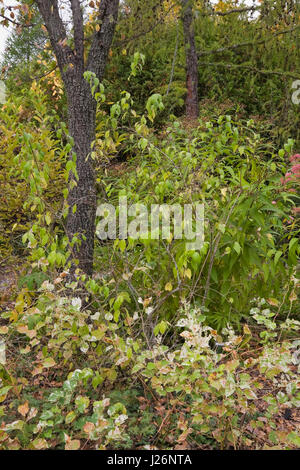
43 357 56 368
287 432 300 447
65 411 77 424
75 395 90 413
233 241 241 255
274 251 282 266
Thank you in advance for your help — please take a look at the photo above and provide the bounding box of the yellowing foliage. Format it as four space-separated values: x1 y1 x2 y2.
0 86 64 257
162 0 180 23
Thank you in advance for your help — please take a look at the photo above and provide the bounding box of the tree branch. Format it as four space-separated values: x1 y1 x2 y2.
198 61 300 80
0 13 35 27
87 0 119 80
34 0 74 74
115 3 176 47
197 24 300 57
167 23 179 96
70 0 84 68
201 6 260 17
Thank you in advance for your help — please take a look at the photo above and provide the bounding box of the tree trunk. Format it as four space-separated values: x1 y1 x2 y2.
182 0 199 119
35 0 119 276
65 77 97 276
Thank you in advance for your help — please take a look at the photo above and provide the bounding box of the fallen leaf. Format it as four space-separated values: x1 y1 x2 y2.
18 402 29 417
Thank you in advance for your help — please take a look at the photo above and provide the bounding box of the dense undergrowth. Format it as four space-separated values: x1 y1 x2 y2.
0 74 299 449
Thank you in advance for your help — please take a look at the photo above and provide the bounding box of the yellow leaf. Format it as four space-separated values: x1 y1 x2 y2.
65 439 81 450
42 357 56 369
32 438 48 450
165 282 173 291
17 325 36 339
143 297 152 308
184 268 192 279
243 324 252 336
18 401 29 417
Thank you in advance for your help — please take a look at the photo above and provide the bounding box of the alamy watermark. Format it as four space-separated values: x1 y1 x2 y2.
96 197 204 251
291 80 300 105
0 339 6 365
0 80 6 105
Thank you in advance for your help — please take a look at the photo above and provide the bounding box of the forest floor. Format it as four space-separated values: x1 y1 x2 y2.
0 259 299 450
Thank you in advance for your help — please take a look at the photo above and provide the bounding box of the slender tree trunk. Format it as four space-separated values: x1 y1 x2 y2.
182 0 199 119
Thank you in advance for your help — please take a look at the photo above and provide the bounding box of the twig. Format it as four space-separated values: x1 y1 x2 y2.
115 3 176 47
198 61 300 80
197 25 300 57
166 23 179 96
202 6 259 17
0 13 35 28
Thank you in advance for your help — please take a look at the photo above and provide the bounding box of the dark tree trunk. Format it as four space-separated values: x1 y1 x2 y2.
65 77 97 276
35 0 119 275
182 0 199 119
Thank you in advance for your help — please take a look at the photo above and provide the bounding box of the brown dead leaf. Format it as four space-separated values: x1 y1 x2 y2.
83 422 95 434
18 401 29 417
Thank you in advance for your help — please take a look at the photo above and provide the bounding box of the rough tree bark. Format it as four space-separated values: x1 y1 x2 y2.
35 0 119 275
182 0 199 119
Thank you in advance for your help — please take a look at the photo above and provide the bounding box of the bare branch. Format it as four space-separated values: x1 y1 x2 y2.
201 6 260 17
198 61 300 80
0 13 35 27
87 0 120 80
167 24 179 96
70 0 84 67
197 24 300 58
34 0 74 74
115 3 176 47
